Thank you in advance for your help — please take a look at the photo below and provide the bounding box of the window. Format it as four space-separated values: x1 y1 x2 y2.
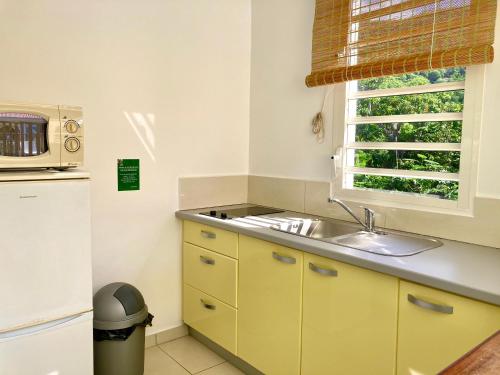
332 66 484 212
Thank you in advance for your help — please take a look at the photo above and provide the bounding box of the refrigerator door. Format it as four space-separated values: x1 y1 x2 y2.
0 179 92 332
0 312 93 375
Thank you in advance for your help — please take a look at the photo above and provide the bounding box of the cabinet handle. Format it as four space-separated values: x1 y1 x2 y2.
272 251 296 264
309 262 338 277
200 299 216 310
200 230 216 239
199 255 215 265
408 294 453 314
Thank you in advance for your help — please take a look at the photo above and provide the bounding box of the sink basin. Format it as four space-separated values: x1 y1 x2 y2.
329 231 442 257
270 219 442 256
270 219 361 239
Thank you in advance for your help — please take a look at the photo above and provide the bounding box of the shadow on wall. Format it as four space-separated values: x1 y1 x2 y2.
124 111 156 162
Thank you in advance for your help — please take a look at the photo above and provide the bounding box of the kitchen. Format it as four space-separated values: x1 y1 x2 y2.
0 0 499 374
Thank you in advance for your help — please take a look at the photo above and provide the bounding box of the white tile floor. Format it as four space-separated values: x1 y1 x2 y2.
145 336 244 375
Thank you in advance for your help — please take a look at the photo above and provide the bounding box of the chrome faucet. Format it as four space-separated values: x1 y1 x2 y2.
328 197 376 232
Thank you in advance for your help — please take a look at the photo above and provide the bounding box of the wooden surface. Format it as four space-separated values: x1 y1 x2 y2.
439 331 500 374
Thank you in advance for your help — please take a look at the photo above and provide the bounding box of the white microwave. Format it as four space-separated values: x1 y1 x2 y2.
0 102 84 169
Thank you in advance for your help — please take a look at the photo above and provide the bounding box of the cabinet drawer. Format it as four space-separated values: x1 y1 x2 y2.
183 242 237 307
183 284 237 354
183 221 238 258
397 281 500 375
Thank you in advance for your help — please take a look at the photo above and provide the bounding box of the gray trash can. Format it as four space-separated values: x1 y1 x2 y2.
93 282 153 375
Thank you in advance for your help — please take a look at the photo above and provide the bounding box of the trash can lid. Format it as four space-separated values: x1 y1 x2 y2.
93 282 149 330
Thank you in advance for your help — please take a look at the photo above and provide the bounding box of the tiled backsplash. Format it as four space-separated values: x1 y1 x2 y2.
178 174 500 248
248 175 500 248
178 175 248 210
248 175 306 213
302 180 388 228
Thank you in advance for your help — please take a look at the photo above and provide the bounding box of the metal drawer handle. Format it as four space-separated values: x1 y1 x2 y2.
408 294 453 314
200 299 216 310
272 251 296 264
200 230 216 239
309 262 338 277
199 255 215 265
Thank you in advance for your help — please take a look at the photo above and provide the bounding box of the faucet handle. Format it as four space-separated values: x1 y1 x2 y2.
361 207 375 232
361 206 375 214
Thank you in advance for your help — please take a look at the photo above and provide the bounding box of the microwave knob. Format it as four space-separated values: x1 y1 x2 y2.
65 120 79 133
64 137 80 152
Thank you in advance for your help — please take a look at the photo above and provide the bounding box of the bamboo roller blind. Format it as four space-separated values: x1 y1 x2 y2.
306 0 498 87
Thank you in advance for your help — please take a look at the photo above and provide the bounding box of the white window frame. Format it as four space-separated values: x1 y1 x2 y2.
331 65 485 214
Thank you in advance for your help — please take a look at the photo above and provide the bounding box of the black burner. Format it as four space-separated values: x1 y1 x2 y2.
200 206 284 220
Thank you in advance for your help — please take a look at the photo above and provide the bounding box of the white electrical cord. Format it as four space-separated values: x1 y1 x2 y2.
329 155 336 199
329 147 342 199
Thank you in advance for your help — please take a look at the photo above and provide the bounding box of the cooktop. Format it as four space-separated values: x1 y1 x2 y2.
199 206 284 220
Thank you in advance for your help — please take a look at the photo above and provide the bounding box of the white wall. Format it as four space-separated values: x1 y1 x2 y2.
478 30 500 198
250 0 500 199
250 0 333 181
0 0 251 333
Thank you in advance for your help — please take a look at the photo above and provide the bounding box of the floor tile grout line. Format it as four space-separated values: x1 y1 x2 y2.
156 344 194 374
192 360 227 374
155 341 225 374
157 335 189 346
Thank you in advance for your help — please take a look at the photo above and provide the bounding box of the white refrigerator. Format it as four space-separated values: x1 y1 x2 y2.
0 175 93 375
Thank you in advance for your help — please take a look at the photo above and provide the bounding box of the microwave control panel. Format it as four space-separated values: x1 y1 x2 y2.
59 105 84 167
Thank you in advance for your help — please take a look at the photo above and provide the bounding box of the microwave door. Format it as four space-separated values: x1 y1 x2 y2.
0 111 61 168
0 117 47 157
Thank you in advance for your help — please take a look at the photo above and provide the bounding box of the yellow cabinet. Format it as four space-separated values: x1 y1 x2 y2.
237 235 303 375
183 243 237 307
183 220 238 258
183 284 237 354
397 281 500 375
301 253 398 375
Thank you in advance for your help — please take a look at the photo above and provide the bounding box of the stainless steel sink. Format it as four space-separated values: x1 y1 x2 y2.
309 219 362 238
270 219 361 240
328 231 442 256
270 219 442 256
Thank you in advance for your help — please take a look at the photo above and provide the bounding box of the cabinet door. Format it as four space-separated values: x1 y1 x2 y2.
301 253 398 375
238 236 303 375
397 281 500 375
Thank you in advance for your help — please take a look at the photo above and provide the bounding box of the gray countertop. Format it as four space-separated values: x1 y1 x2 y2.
176 204 500 306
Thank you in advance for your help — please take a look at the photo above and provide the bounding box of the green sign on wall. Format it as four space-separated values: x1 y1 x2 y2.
117 159 140 191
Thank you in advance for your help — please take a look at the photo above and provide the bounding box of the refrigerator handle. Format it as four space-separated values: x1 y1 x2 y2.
0 312 88 341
